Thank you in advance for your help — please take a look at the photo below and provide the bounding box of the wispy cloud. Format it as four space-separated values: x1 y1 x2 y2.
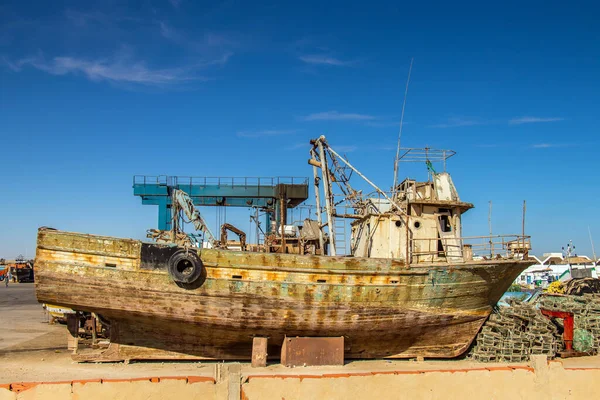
429 117 487 129
65 10 104 27
301 111 376 121
374 145 396 151
430 115 565 128
286 142 393 152
3 50 230 86
334 145 358 153
168 0 182 8
531 143 572 149
237 129 298 138
364 121 401 128
509 116 564 125
158 21 237 53
285 142 309 150
298 54 353 66
159 21 184 43
64 9 140 27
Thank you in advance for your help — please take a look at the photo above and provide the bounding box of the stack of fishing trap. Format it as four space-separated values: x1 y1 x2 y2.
471 294 600 362
469 300 558 363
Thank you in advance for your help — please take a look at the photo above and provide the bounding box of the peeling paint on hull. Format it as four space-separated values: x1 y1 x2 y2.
34 229 529 360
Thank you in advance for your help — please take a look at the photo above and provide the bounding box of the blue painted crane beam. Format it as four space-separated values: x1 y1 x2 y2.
133 175 309 231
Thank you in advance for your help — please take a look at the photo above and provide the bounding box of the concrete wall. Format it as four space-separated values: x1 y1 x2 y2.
242 361 600 400
2 360 600 400
0 377 217 400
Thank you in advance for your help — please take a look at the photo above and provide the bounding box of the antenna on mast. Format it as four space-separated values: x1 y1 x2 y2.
392 58 414 194
589 226 597 264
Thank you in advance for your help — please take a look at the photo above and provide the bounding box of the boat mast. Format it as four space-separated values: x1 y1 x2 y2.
310 149 326 252
392 58 414 195
316 139 337 256
589 226 597 265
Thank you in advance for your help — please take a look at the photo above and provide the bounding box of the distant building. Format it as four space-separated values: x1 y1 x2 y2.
517 252 597 288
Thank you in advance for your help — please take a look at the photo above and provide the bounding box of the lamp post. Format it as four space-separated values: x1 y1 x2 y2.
562 240 575 277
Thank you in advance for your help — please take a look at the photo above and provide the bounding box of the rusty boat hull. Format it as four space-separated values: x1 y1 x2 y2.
35 228 529 361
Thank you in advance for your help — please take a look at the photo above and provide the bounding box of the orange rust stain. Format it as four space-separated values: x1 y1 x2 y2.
187 376 216 384
72 379 102 385
10 382 41 393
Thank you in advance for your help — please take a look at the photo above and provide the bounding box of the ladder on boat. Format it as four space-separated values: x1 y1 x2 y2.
333 216 347 256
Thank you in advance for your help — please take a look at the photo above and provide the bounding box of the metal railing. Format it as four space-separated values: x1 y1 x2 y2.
409 234 531 263
133 175 309 188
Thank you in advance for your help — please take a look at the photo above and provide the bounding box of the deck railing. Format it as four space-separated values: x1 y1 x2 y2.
409 234 531 263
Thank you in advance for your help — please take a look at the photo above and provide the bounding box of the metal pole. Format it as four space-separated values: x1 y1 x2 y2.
255 207 259 246
522 200 526 258
589 226 597 265
310 149 326 253
443 150 447 172
489 201 493 257
316 140 337 256
280 196 286 253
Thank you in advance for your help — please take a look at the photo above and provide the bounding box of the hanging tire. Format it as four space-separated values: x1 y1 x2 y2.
167 250 205 285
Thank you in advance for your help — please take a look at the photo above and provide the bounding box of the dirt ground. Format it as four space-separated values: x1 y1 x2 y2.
2 283 600 387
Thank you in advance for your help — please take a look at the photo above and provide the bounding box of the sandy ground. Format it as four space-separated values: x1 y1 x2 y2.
0 284 62 351
2 283 600 386
0 284 212 383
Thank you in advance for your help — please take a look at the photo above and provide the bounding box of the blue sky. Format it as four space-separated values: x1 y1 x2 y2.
1 0 599 259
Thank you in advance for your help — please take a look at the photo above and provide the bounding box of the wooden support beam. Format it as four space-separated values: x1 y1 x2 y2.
66 313 79 353
251 337 268 368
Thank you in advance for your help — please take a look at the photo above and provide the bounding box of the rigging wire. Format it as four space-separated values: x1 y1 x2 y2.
392 58 414 194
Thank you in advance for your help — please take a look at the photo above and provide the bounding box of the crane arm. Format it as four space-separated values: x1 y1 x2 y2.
220 223 247 251
172 189 217 245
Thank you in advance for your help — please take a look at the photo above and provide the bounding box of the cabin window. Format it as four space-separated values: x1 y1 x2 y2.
395 220 402 228
439 215 452 232
414 221 421 229
232 275 242 279
317 279 327 283
105 263 117 268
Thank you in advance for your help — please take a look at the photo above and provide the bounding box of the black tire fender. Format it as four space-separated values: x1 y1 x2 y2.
167 250 205 285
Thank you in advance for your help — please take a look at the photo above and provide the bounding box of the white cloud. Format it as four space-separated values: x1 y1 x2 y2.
364 121 401 128
299 54 352 66
301 111 376 121
158 22 237 53
429 115 565 128
285 142 309 150
237 129 298 138
3 51 231 86
159 21 183 43
509 116 564 125
531 143 571 149
64 9 140 27
429 117 486 128
333 145 358 153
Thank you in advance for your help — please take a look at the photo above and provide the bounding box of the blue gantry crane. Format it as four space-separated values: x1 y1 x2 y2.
133 175 309 233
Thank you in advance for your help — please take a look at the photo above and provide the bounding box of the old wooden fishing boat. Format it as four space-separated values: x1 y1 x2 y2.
35 136 531 361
